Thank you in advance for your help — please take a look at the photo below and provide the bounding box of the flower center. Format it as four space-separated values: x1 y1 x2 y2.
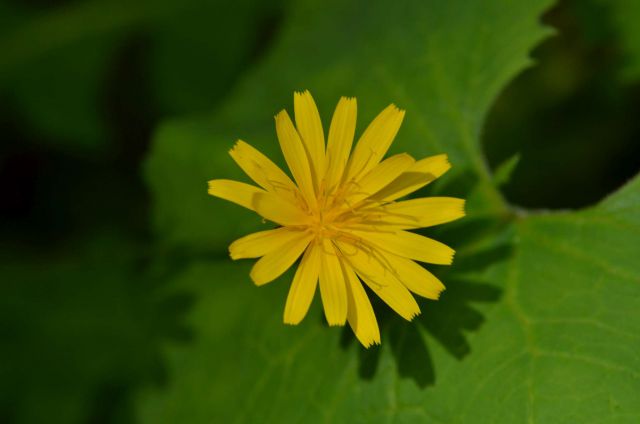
309 208 335 239
303 177 363 242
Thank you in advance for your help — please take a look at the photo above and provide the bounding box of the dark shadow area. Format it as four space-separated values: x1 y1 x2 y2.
0 232 196 424
483 0 640 209
0 1 284 422
418 278 502 361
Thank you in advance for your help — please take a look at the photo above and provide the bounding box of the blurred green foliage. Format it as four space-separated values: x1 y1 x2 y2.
0 0 639 423
0 0 283 149
484 0 640 209
2 235 163 423
1 0 283 422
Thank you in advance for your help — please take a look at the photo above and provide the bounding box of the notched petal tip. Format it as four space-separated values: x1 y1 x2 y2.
460 199 467 217
389 103 405 115
433 285 446 300
207 179 221 195
361 338 381 349
228 139 244 154
293 90 317 107
228 245 241 261
447 250 456 265
407 308 422 322
327 319 347 327
339 95 357 103
283 317 301 326
441 156 451 171
385 103 406 122
274 109 289 121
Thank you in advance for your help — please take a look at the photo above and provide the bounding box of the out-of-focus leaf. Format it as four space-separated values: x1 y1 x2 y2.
0 0 167 149
492 153 521 187
5 36 120 149
606 0 640 81
0 0 281 149
149 1 282 116
0 235 172 424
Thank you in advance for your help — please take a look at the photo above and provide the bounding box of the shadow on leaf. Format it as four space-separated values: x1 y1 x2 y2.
342 170 512 388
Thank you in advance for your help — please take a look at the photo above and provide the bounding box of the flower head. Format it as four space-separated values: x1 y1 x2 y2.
208 91 465 347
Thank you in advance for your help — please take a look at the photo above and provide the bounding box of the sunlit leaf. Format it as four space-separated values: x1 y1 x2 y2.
138 0 640 422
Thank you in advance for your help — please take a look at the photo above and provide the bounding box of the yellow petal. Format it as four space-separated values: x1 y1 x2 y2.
325 97 357 194
250 232 312 286
377 250 445 299
229 228 306 260
345 104 405 181
318 238 348 326
207 179 264 211
283 242 321 325
208 180 310 225
347 229 454 265
335 240 420 321
372 154 451 202
294 90 325 186
362 197 465 229
344 153 415 206
229 140 298 203
343 262 380 347
252 192 311 226
275 110 316 208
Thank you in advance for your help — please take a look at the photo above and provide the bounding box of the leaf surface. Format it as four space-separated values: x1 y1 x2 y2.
138 0 640 422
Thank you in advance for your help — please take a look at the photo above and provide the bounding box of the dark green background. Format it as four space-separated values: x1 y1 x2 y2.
1 0 638 423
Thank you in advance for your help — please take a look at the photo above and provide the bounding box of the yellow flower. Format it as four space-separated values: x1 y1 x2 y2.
208 91 465 347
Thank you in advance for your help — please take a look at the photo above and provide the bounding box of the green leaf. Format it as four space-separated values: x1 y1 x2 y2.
0 234 175 423
139 0 640 422
492 153 521 187
136 174 640 423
